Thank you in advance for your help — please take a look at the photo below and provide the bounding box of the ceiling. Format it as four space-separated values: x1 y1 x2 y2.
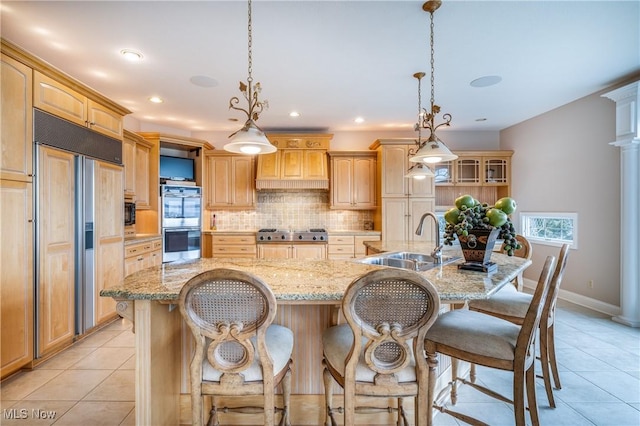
2 1 639 135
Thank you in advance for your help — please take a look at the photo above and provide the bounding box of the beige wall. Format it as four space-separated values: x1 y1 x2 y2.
500 91 620 306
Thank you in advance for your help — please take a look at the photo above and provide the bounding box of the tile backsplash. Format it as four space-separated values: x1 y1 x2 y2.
208 191 373 231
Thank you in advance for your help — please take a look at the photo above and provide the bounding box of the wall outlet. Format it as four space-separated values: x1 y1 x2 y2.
588 280 594 289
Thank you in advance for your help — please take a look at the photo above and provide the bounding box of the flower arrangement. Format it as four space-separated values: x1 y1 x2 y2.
443 194 521 256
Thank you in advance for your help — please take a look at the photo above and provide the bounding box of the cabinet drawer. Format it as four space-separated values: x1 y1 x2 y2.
125 239 160 258
211 245 257 255
328 245 354 255
211 235 256 245
328 235 355 245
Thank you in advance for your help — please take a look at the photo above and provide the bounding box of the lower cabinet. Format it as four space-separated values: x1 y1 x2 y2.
124 239 162 277
258 244 327 259
381 197 436 242
204 234 257 258
328 233 382 259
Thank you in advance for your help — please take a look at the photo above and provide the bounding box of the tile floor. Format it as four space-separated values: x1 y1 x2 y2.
1 300 639 425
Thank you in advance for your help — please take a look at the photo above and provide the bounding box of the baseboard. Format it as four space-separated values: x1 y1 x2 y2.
523 278 621 317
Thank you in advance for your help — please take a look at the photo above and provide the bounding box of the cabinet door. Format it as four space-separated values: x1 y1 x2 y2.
353 156 376 207
281 150 304 179
292 244 327 259
86 99 123 140
37 146 75 356
134 141 151 209
231 156 255 207
94 161 124 325
206 156 232 207
256 151 280 179
258 245 291 259
330 157 354 208
1 56 33 182
381 198 409 241
483 156 510 185
455 157 481 185
409 198 436 242
303 150 328 179
122 135 136 196
1 180 33 377
33 71 86 127
380 145 408 197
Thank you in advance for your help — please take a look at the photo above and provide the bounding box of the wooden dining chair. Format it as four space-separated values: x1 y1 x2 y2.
425 255 556 426
178 268 294 426
504 235 532 291
468 243 570 407
322 268 440 426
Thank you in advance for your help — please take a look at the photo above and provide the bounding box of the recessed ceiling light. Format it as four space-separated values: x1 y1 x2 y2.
354 117 365 124
189 75 218 88
120 49 143 62
289 111 300 117
148 96 163 104
475 118 487 122
470 75 502 88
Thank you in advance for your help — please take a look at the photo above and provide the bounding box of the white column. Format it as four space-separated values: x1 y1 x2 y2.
603 82 640 327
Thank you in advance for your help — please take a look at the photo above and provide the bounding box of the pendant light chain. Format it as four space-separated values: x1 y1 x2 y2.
429 10 435 114
247 0 253 83
417 73 423 143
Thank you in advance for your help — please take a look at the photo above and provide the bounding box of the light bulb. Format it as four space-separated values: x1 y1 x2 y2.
240 145 261 155
423 157 442 164
413 175 428 180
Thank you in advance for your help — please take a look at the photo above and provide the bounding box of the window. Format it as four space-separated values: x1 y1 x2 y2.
520 212 577 249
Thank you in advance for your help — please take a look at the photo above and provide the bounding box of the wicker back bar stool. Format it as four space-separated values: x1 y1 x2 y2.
321 268 440 426
178 268 293 426
468 243 570 407
425 255 556 426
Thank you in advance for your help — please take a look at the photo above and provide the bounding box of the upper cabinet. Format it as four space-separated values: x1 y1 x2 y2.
205 152 255 209
433 151 513 209
122 130 154 208
256 133 331 190
328 151 377 210
33 71 124 140
1 55 33 183
373 141 435 198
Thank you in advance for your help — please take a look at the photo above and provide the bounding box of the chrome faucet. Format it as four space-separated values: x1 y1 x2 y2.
415 212 443 263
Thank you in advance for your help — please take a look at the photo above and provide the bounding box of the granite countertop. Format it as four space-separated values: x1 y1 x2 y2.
327 230 381 236
124 234 162 245
101 250 531 303
202 229 257 235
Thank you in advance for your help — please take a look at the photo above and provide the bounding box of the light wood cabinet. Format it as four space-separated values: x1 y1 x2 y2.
205 152 255 209
258 244 327 259
433 151 512 209
122 131 136 197
94 161 124 326
1 56 33 183
370 139 437 242
256 134 332 190
37 146 76 357
133 138 153 209
33 71 123 140
1 180 33 378
124 239 162 277
327 234 381 259
328 151 377 210
204 234 257 258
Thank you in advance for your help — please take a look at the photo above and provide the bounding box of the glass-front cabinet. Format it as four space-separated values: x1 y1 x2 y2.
434 151 512 210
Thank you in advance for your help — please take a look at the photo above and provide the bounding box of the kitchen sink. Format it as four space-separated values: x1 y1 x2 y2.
355 251 461 272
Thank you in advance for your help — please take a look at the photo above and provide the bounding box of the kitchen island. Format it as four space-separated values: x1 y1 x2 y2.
101 252 531 426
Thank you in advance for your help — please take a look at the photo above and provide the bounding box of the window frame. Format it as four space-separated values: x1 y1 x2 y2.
519 212 578 249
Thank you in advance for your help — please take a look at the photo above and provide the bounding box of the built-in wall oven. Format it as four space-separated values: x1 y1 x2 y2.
161 185 202 262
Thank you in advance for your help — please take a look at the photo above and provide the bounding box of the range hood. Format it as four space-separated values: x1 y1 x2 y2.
255 133 332 190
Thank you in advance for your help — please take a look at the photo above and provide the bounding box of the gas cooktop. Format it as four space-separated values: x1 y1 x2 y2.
256 228 328 243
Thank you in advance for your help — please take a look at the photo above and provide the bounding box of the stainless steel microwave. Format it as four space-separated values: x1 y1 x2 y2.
124 201 136 226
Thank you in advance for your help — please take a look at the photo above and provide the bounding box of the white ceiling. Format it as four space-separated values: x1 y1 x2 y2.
2 1 639 135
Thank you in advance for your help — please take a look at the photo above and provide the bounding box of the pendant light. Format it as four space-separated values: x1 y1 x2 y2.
405 72 434 180
409 0 457 164
224 0 276 155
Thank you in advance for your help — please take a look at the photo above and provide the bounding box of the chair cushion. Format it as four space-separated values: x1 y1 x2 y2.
202 324 293 382
322 323 417 383
425 310 521 361
467 285 532 319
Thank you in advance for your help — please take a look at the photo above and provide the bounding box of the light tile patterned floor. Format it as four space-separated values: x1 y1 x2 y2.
1 300 639 425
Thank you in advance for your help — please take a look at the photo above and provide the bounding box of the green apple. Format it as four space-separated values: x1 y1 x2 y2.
494 197 517 215
455 194 475 210
444 207 461 224
486 208 508 227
